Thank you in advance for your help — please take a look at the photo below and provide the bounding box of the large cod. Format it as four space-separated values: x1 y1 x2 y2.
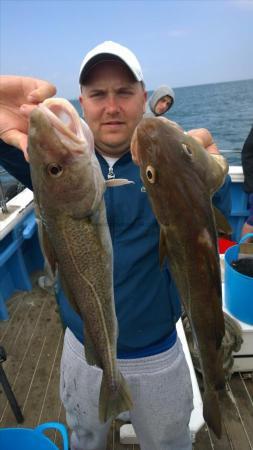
131 117 228 438
28 98 133 423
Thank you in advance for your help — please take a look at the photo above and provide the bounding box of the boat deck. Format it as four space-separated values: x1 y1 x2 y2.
0 275 252 450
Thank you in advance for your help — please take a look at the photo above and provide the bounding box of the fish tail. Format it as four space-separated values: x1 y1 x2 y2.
99 371 133 423
203 389 222 438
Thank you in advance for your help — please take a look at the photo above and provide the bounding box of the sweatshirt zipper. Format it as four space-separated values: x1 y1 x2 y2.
106 164 115 242
107 166 115 179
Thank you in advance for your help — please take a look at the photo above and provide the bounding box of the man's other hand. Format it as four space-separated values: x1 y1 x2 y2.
0 76 56 160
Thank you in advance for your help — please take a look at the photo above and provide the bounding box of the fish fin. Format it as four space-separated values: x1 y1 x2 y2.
99 371 133 423
203 389 222 439
159 227 167 267
213 206 232 236
84 331 101 367
105 178 134 187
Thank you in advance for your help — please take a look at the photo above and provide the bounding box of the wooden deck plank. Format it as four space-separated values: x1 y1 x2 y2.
0 290 58 426
37 329 65 446
0 291 45 420
0 291 34 344
193 426 213 449
37 330 64 426
229 373 253 446
0 292 21 327
209 384 252 450
192 369 253 449
242 372 253 398
54 402 69 449
20 310 63 428
193 372 233 450
0 272 43 342
1 286 253 449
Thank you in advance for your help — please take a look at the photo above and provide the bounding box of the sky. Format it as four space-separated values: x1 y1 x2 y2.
1 0 253 99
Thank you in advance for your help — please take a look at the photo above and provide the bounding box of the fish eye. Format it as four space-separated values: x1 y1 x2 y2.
182 144 192 157
146 165 156 184
47 163 63 177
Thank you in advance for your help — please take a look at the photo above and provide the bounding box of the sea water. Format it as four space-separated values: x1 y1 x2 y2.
71 78 253 166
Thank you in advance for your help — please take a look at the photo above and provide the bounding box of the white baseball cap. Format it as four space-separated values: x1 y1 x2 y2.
79 40 144 84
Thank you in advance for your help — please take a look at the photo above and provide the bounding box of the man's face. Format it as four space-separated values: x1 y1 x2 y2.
79 61 147 157
155 95 172 115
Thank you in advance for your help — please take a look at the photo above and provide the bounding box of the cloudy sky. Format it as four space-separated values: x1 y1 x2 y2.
1 0 252 98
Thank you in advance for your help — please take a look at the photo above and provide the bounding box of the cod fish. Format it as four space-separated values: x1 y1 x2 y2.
28 98 133 422
131 117 227 438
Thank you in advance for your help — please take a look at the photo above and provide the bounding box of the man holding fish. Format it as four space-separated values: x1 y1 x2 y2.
0 41 231 449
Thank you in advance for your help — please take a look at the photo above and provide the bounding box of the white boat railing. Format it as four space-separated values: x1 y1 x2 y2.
229 165 244 183
0 188 33 240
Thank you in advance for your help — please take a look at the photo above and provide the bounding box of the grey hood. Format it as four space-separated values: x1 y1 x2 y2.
146 85 175 116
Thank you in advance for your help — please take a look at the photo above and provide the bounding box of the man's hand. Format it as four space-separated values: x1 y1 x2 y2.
188 128 220 155
241 221 253 242
0 76 56 160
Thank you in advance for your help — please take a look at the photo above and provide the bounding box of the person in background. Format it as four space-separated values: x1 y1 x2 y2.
241 125 253 239
0 41 231 450
145 85 175 117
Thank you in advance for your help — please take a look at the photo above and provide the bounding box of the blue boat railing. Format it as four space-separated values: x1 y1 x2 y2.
0 211 44 320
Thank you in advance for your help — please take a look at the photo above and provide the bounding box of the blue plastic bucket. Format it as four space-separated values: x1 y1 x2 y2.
224 233 253 325
0 422 68 450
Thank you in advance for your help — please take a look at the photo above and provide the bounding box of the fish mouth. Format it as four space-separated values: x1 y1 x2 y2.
131 122 153 166
39 100 83 141
35 98 94 155
130 130 141 165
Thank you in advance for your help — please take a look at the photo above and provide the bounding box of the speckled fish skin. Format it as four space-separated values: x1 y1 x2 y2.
28 98 133 423
131 117 228 438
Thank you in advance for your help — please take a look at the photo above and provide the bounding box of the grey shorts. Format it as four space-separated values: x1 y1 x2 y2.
60 328 193 450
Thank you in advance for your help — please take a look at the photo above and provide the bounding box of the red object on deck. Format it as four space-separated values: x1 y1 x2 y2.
218 238 237 254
